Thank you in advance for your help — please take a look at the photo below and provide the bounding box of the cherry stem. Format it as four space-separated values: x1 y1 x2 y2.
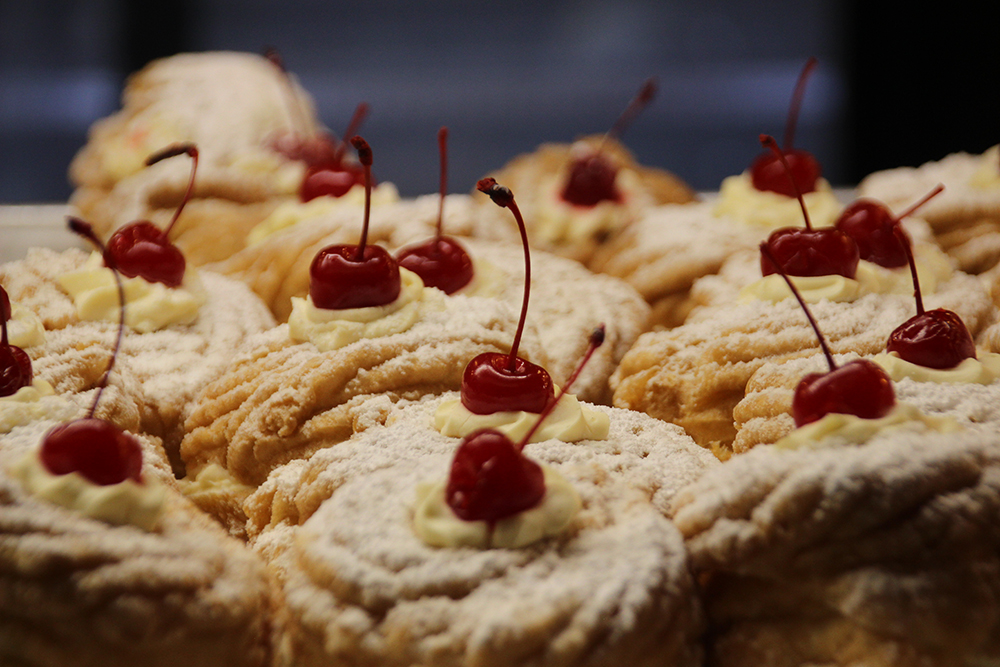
784 57 818 150
894 224 924 316
333 102 370 163
264 48 313 138
893 183 945 223
517 325 605 451
761 134 812 230
67 217 126 418
601 77 657 151
477 178 531 373
434 126 449 254
760 242 836 371
146 143 199 239
351 136 374 260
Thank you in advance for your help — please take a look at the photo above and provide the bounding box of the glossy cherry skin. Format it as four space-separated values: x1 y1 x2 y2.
792 359 896 427
299 160 367 202
761 227 860 278
396 237 474 295
560 152 623 207
461 353 555 415
1 288 10 321
105 221 186 288
0 345 32 397
272 132 339 166
309 244 401 309
835 199 909 268
750 148 821 197
446 429 546 523
40 418 144 486
887 309 977 370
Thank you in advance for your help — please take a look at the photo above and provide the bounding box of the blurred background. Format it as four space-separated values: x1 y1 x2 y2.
1 0 995 203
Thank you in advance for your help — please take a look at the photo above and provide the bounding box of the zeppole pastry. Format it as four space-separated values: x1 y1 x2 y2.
671 424 1000 667
858 145 1000 274
470 79 696 266
69 50 392 264
244 387 718 667
611 159 994 456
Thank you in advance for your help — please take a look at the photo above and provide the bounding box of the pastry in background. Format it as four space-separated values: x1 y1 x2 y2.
858 145 1000 274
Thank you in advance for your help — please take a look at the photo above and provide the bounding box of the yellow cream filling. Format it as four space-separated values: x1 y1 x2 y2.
775 403 961 450
8 302 45 348
434 391 609 443
11 450 167 531
413 464 580 549
179 462 256 498
968 145 1000 190
97 114 186 181
714 172 842 229
873 351 1000 385
288 267 443 351
57 252 206 333
247 182 400 245
0 380 77 434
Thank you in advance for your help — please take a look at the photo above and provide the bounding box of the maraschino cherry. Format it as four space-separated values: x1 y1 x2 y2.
461 178 554 415
446 326 604 524
298 103 370 202
104 143 197 288
886 225 976 369
749 57 822 197
760 243 896 426
560 78 656 207
1 285 33 397
309 136 402 309
396 127 474 294
39 218 144 486
265 48 338 166
835 185 944 268
758 134 859 279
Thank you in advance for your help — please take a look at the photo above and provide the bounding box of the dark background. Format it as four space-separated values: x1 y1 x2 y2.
1 1 995 203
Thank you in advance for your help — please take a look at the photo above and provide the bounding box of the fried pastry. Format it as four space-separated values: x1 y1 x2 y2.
245 396 716 667
670 426 1000 667
1 247 276 462
179 293 549 536
208 194 649 404
858 146 1000 274
0 418 282 667
470 135 697 266
610 248 994 456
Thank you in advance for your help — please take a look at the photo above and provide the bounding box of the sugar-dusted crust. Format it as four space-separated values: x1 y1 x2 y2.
589 202 763 328
733 351 1000 452
179 298 549 534
858 147 1000 274
610 251 995 456
0 421 282 667
248 398 713 667
207 195 650 404
670 427 1000 666
470 136 697 266
2 247 276 460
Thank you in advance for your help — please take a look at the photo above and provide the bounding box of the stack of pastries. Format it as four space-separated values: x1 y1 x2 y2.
2 50 999 666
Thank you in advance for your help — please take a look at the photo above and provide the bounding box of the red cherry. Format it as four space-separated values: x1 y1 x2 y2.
887 309 977 370
0 286 33 397
559 78 655 208
885 223 975 369
750 148 821 197
445 429 545 523
104 143 197 288
835 186 944 269
39 418 143 486
461 353 554 415
748 58 822 196
462 178 555 414
299 161 366 202
308 136 402 309
38 220 145 488
793 359 896 427
757 135 859 279
760 227 859 279
396 127 474 294
759 242 896 426
309 244 401 309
